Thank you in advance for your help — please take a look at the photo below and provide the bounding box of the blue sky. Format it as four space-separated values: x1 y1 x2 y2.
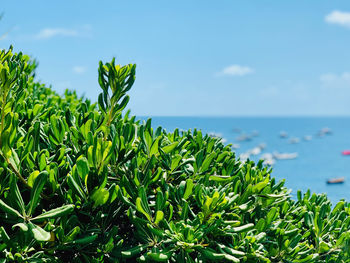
1 1 350 116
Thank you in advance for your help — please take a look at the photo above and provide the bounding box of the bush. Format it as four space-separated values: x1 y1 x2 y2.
0 46 350 262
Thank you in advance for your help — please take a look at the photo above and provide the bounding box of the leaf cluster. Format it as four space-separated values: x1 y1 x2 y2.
0 47 350 262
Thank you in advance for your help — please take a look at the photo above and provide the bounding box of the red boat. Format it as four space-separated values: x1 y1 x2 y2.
342 150 350 156
326 177 345 184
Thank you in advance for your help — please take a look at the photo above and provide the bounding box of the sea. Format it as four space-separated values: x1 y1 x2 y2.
140 117 350 205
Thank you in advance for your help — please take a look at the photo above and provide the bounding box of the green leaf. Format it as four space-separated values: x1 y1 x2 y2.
147 252 169 262
183 179 194 200
0 199 24 219
154 210 164 225
121 244 148 258
232 223 254 233
162 141 178 154
27 171 48 217
12 223 29 232
9 176 25 216
31 205 75 223
200 152 216 173
91 188 110 207
28 222 51 242
76 156 89 179
67 173 86 200
27 170 40 188
136 197 152 222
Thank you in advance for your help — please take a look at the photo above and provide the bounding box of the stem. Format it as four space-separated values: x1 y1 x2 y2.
2 152 50 200
7 159 30 189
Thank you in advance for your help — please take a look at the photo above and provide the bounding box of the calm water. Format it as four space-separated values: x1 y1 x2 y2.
140 117 350 204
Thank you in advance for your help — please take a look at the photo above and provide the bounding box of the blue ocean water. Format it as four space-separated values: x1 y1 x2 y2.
140 117 350 204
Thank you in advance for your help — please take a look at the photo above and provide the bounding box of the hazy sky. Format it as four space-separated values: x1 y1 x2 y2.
1 1 350 116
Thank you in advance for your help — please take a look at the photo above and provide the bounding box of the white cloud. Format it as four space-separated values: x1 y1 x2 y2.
73 66 87 74
35 28 78 39
218 65 254 76
325 10 350 28
34 25 92 39
320 72 350 88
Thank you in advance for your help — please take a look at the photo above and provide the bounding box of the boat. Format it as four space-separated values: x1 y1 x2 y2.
289 137 300 144
239 153 250 162
260 153 275 166
326 177 345 184
318 127 332 137
248 147 261 156
279 131 288 138
236 134 252 142
342 150 350 156
303 135 312 141
273 152 298 160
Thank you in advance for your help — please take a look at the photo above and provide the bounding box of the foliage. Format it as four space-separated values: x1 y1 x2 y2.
0 46 350 262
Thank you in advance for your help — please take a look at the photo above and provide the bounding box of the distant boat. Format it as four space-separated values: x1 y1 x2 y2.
318 127 332 137
236 134 252 142
280 131 288 138
327 177 345 184
239 153 250 162
231 143 240 149
273 152 298 160
260 153 275 166
251 130 259 137
258 143 267 150
232 128 241 133
342 150 350 156
303 135 312 141
289 137 300 144
248 147 261 156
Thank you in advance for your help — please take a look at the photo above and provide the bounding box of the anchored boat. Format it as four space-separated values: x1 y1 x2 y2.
326 177 345 184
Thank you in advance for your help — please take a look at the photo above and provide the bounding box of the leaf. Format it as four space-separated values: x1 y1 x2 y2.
9 176 25 216
150 136 161 156
162 142 178 154
91 188 110 207
154 210 164 225
27 171 48 217
76 156 89 178
27 170 40 188
28 222 51 242
147 252 169 262
67 173 87 200
266 207 277 225
200 152 216 173
136 197 152 222
232 223 254 233
0 199 24 219
31 205 74 223
183 179 194 200
121 244 148 258
12 223 29 232
209 175 234 183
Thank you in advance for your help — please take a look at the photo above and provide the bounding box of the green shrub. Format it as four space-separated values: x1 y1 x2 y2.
0 46 350 262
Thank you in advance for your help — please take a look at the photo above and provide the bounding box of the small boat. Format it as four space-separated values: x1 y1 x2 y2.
318 127 332 137
248 147 261 156
273 152 298 160
279 131 288 138
251 130 259 137
303 135 312 141
289 137 300 144
239 153 250 162
260 153 275 166
342 150 350 156
236 134 252 142
231 143 240 149
326 177 345 184
232 128 241 133
258 143 267 150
